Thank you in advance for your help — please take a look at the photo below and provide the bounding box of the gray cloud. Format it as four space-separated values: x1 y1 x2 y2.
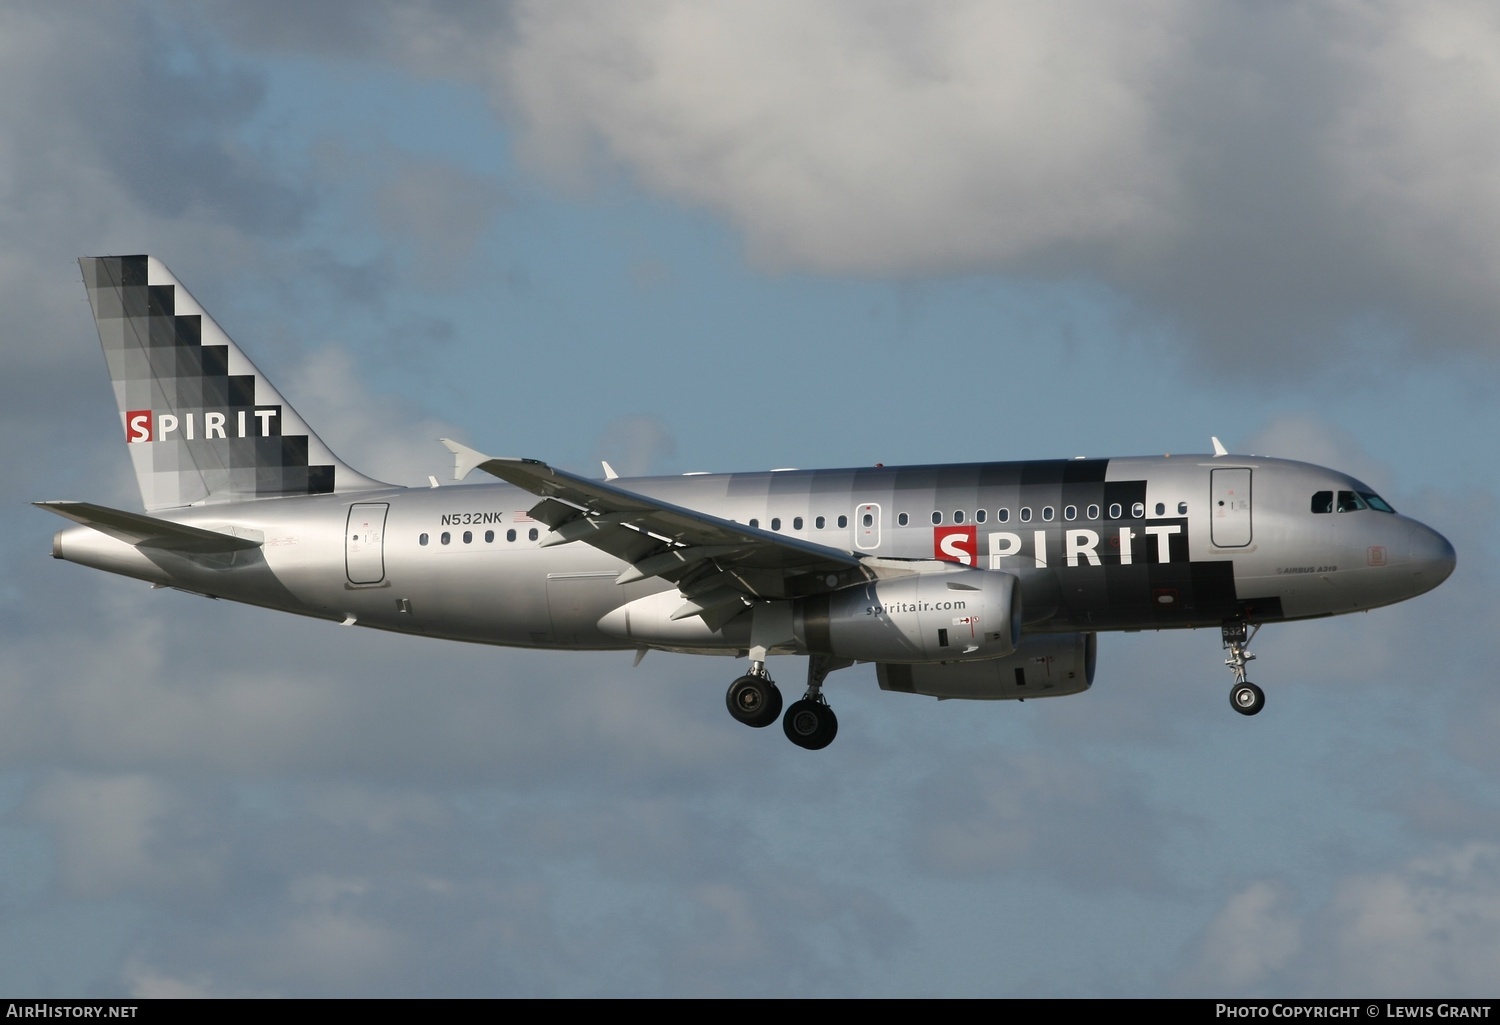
164 1 1500 367
1175 844 1500 996
477 1 1500 368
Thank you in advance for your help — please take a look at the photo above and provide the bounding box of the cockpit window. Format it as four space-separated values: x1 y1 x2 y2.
1315 489 1396 514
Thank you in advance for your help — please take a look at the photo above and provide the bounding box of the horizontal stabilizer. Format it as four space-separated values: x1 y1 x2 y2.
34 501 262 553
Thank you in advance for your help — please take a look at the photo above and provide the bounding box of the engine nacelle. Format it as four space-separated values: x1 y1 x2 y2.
797 569 1021 663
876 632 1097 700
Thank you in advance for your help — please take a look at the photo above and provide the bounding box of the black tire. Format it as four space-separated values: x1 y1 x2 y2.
726 674 782 728
782 698 838 750
1230 681 1265 716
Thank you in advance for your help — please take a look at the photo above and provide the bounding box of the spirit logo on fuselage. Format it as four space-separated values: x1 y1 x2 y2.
126 408 280 443
934 521 1187 569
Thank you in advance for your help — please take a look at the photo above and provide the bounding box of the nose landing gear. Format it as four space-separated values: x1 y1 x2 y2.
1222 620 1264 716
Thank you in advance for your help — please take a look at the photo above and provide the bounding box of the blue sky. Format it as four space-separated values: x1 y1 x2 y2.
1 0 1497 997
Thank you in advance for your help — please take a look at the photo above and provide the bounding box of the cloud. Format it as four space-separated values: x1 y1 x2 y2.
282 345 464 486
1173 880 1304 994
164 1 1500 369
1177 844 1500 996
477 1 1500 367
497 1 1183 270
0 3 304 238
22 773 224 902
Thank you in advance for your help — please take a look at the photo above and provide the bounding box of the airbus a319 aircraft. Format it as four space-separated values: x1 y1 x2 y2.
39 256 1456 750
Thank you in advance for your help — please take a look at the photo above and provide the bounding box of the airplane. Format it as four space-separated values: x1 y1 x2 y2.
38 256 1457 750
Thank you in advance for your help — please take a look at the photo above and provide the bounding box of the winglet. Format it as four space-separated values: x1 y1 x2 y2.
602 461 619 481
1211 436 1228 457
439 438 491 481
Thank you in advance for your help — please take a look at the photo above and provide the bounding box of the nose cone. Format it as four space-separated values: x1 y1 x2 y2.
1408 523 1456 595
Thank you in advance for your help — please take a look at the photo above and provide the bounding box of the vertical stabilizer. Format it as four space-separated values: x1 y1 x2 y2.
80 255 389 510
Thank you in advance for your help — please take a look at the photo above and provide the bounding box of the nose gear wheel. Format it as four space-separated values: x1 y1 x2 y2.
1222 620 1264 716
1230 681 1265 716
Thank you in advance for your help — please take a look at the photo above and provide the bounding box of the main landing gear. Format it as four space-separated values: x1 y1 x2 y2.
726 668 782 728
1222 619 1265 716
724 654 851 750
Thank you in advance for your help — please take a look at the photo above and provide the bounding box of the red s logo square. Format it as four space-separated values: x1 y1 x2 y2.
125 410 152 443
934 525 977 566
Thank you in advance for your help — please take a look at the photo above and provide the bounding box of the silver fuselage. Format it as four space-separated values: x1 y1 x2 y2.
51 454 1455 655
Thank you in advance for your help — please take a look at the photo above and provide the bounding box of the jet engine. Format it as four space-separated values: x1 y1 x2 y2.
796 569 1021 663
876 632 1097 700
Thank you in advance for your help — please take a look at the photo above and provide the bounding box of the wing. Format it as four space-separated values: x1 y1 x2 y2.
441 440 872 627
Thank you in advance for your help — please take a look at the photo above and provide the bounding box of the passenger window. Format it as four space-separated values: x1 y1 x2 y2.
507 529 516 542
463 530 473 544
1064 505 1077 521
1019 507 1032 523
1087 504 1100 520
997 509 1010 523
1109 503 1122 519
815 516 825 529
419 533 429 546
975 509 986 523
863 513 873 527
954 510 965 524
793 517 803 530
485 530 494 543
931 511 942 525
771 518 781 531
529 528 539 541
1042 506 1055 522
898 512 909 526
1132 502 1145 518
441 532 451 545
749 519 759 528
1178 501 1188 515
1155 502 1165 516
838 515 848 528
1311 491 1332 514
